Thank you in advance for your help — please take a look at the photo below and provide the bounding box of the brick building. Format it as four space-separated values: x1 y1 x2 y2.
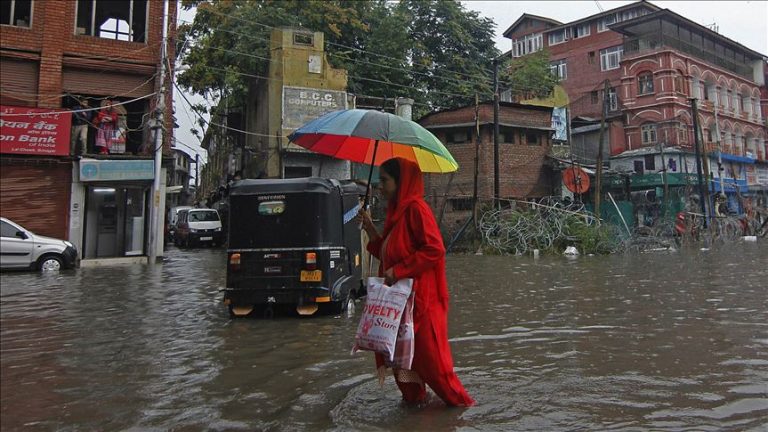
504 1 768 214
418 102 554 230
1 0 176 262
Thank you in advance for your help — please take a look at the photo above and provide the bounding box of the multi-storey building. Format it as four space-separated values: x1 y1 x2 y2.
504 1 767 215
1 0 176 262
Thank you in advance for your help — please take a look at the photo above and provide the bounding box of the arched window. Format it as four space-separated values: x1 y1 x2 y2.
638 72 654 95
99 18 132 41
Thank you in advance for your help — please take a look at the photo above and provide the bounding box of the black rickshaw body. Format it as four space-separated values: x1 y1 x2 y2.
224 177 363 316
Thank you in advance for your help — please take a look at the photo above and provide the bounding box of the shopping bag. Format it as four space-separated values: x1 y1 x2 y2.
386 290 414 370
352 277 413 362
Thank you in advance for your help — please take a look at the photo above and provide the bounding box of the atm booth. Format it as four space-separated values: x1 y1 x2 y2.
69 158 166 261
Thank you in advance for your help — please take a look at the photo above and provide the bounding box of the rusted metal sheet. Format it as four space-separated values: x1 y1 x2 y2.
0 58 39 107
0 161 71 239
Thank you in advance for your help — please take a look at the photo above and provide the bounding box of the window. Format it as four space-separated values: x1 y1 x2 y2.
600 46 623 71
0 0 32 27
720 87 728 109
550 59 567 80
446 130 471 144
674 75 686 94
548 29 567 45
588 51 595 64
0 221 20 238
501 127 515 144
644 155 656 171
678 125 688 144
707 127 717 143
607 87 618 111
526 133 540 145
638 72 654 94
598 14 617 32
512 33 543 57
633 160 644 174
691 77 700 98
591 91 598 104
573 23 590 38
76 0 148 42
641 124 657 145
450 198 473 211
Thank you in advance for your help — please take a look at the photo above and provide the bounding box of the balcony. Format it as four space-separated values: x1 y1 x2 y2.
623 36 754 79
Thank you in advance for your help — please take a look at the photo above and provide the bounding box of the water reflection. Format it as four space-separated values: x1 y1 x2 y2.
1 245 766 431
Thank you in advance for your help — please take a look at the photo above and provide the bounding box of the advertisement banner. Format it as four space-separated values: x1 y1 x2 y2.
551 106 567 142
79 159 155 181
0 105 72 156
282 86 347 131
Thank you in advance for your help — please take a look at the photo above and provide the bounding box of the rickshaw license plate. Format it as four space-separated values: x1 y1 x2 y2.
200 236 213 241
300 270 322 282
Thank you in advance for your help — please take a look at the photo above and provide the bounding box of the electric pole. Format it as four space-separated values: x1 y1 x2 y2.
493 58 500 208
594 80 610 219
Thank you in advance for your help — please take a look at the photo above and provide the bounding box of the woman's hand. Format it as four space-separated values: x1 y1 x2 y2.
356 208 378 238
384 268 395 285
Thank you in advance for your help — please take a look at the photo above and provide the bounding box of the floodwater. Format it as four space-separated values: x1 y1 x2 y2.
1 245 767 431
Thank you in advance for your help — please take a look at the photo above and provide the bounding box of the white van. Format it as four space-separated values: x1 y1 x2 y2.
174 208 223 247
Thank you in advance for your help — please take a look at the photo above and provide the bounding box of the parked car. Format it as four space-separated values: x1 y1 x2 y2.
167 205 193 243
174 208 223 247
0 217 79 271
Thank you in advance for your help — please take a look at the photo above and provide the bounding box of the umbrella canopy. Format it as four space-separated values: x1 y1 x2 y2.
287 109 458 173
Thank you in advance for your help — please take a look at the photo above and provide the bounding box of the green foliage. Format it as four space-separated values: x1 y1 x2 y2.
501 49 559 100
177 0 500 121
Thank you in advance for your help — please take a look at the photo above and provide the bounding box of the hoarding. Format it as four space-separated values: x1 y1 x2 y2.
282 86 347 131
0 105 72 156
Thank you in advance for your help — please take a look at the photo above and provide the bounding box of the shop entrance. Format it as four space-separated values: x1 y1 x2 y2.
83 186 148 258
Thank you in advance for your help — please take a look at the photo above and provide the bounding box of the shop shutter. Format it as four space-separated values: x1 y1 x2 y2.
62 67 154 98
0 163 72 239
0 58 39 106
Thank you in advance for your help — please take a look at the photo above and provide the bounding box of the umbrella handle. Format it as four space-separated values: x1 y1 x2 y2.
359 140 379 230
363 139 379 209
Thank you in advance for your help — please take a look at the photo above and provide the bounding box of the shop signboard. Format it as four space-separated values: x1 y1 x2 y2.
79 159 154 181
0 105 72 156
282 86 347 132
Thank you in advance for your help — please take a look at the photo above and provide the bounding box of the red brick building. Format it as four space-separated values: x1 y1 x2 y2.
504 1 768 211
418 102 554 229
1 0 176 261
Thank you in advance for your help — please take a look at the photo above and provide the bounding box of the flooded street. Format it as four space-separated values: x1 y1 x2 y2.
1 245 767 431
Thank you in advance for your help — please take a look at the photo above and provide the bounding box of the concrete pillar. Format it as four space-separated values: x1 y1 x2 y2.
396 98 414 120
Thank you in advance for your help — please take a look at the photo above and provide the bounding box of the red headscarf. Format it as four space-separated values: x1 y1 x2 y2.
381 158 424 239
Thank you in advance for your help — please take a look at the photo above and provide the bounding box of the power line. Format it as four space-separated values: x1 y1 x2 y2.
0 93 158 117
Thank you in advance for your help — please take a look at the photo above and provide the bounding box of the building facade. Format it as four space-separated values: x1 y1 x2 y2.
1 0 176 261
418 102 555 231
504 1 767 216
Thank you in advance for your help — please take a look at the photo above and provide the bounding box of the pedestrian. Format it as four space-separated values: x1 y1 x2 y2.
70 98 93 155
356 157 475 407
95 100 118 155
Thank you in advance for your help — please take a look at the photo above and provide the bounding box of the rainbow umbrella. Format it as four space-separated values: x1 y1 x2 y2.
288 109 458 206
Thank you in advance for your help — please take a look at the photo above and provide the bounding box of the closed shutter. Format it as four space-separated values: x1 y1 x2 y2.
0 163 71 239
62 67 154 98
0 58 39 106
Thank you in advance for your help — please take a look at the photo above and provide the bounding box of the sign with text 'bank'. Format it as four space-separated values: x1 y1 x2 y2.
0 105 72 156
282 86 347 132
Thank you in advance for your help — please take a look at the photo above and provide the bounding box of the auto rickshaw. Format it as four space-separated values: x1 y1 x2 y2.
224 177 364 317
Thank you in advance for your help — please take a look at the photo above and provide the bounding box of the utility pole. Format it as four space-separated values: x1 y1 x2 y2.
472 94 480 223
148 0 169 264
659 141 669 216
195 153 200 190
594 80 610 219
493 58 500 208
690 98 709 227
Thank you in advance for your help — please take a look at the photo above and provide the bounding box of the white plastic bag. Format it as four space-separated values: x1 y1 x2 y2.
352 277 413 363
386 290 414 370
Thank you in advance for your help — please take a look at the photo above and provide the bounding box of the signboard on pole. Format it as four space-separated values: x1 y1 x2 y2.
0 105 72 156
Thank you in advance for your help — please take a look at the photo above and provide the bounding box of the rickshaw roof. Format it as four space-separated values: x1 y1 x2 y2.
230 177 362 196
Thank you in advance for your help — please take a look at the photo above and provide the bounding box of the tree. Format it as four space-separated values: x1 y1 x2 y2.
501 49 559 101
399 0 499 115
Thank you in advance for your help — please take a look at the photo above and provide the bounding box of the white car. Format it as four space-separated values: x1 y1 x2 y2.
0 217 79 271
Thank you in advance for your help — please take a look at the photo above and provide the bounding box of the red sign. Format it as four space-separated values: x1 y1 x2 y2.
1 105 72 156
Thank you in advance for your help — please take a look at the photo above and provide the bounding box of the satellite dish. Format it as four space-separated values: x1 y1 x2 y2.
563 166 590 194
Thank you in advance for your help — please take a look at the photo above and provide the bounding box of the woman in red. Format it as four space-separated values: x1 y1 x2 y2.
358 157 474 407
